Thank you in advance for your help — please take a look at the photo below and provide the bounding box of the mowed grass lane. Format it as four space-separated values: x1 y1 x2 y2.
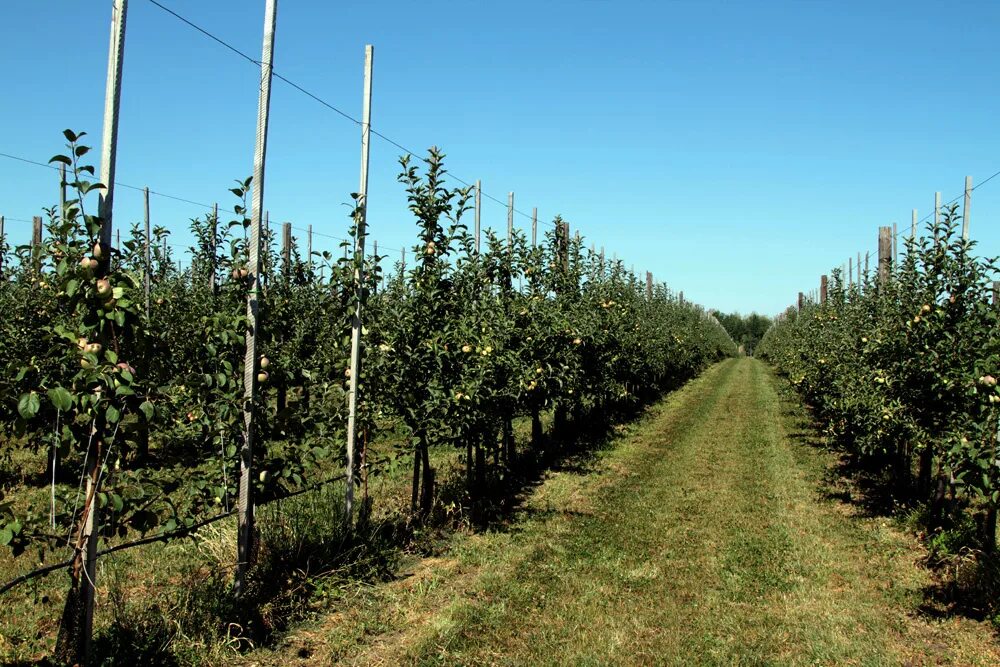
266 358 999 666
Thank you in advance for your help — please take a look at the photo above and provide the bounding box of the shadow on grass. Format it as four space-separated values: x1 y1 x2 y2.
89 483 405 665
84 375 699 664
773 375 1000 633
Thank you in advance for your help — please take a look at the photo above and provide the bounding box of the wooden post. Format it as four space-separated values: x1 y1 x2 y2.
400 247 405 272
798 292 804 311
0 215 4 275
820 275 828 304
911 208 917 241
679 290 684 305
848 257 853 286
281 221 292 275
646 271 653 300
507 191 514 250
345 44 374 527
236 0 277 600
531 207 537 248
307 224 313 274
144 188 150 315
892 222 898 265
993 281 999 307
878 226 892 285
963 175 972 240
474 179 481 254
864 251 869 280
31 216 43 274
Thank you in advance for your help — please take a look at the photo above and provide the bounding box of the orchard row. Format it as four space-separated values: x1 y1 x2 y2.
0 136 735 575
759 207 1000 550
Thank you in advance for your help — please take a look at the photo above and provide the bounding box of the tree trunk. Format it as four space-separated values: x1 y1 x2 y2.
502 416 514 468
55 425 102 665
419 444 434 515
531 408 543 446
466 438 474 494
554 404 568 442
410 441 422 515
475 438 486 490
895 443 911 497
917 445 933 499
276 383 287 413
986 505 998 552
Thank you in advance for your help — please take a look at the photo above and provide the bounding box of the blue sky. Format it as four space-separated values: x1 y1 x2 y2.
2 0 998 315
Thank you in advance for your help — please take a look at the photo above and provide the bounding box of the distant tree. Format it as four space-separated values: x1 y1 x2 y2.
712 311 772 356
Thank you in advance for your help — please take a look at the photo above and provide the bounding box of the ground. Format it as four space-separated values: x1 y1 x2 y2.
247 358 1000 666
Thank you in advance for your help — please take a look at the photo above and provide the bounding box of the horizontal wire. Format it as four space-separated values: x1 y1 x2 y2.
143 0 562 230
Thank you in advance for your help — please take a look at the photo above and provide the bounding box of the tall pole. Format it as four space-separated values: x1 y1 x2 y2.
345 44 374 527
144 188 150 316
531 207 537 247
878 226 892 286
209 203 218 293
307 224 313 275
963 175 972 240
236 0 277 599
281 221 292 275
59 163 67 223
892 222 897 266
474 179 481 254
934 191 941 241
97 0 128 255
59 1 128 662
31 216 43 275
911 208 917 242
507 191 514 250
0 216 5 275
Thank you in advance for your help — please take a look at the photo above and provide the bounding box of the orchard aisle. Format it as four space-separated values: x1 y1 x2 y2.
263 358 999 666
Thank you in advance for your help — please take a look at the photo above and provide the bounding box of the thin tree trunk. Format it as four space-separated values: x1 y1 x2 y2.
917 445 933 498
55 426 102 664
986 505 997 552
420 444 434 515
502 416 514 468
410 442 421 515
531 407 543 446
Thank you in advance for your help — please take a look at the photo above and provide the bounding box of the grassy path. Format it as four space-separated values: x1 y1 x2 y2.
264 358 999 665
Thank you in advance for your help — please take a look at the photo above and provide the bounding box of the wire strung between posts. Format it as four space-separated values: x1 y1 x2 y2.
0 471 349 597
142 0 563 230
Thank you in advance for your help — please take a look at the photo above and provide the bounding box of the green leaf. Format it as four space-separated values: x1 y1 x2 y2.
49 154 72 166
106 405 121 423
17 393 40 419
47 387 73 412
0 527 12 546
139 400 154 421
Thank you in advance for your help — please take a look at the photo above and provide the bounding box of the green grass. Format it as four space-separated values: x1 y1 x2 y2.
6 360 999 664
255 358 1000 666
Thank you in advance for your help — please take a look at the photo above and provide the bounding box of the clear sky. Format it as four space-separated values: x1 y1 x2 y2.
2 0 998 316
